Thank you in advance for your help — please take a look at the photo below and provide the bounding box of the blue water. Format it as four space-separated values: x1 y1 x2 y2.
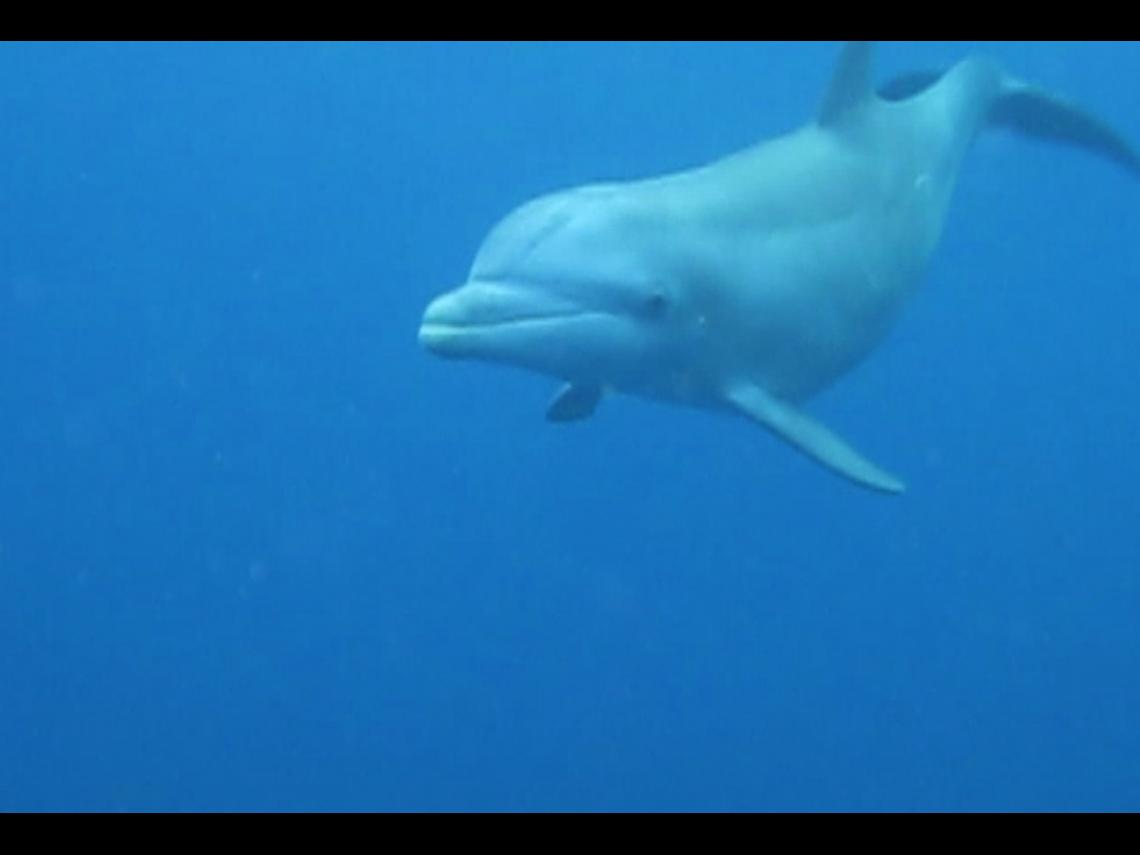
1 41 1137 811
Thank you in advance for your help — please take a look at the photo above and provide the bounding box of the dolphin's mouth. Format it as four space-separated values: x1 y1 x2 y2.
419 314 587 350
418 280 594 357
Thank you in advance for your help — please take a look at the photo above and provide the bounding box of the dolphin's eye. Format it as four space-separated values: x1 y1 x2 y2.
642 291 670 320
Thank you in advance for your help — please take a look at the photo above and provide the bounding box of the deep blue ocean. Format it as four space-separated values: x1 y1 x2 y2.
1 42 1137 811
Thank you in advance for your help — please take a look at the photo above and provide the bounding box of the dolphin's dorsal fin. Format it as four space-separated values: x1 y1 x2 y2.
818 41 875 127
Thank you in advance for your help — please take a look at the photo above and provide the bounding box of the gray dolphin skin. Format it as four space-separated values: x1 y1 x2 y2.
419 42 1138 494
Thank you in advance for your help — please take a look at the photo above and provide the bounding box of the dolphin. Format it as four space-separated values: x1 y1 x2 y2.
419 42 1138 494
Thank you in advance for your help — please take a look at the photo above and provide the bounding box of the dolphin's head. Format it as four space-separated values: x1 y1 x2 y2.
420 186 708 396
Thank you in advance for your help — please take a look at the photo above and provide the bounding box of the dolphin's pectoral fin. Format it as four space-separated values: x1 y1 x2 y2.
725 382 905 495
546 383 602 423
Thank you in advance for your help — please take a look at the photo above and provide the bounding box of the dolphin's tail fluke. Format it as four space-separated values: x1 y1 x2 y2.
987 79 1140 176
878 55 1140 177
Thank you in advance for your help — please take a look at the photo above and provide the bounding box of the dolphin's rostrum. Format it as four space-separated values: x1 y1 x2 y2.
420 42 1138 494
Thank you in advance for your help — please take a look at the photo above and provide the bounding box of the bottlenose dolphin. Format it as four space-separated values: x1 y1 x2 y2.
419 42 1138 493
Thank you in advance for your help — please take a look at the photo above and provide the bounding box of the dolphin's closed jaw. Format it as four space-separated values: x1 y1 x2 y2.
418 280 586 357
418 289 467 354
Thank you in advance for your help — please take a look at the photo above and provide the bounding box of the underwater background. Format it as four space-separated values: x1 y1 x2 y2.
0 41 1137 811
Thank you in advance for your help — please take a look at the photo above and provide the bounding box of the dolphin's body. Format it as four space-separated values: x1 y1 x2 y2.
419 43 1138 493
